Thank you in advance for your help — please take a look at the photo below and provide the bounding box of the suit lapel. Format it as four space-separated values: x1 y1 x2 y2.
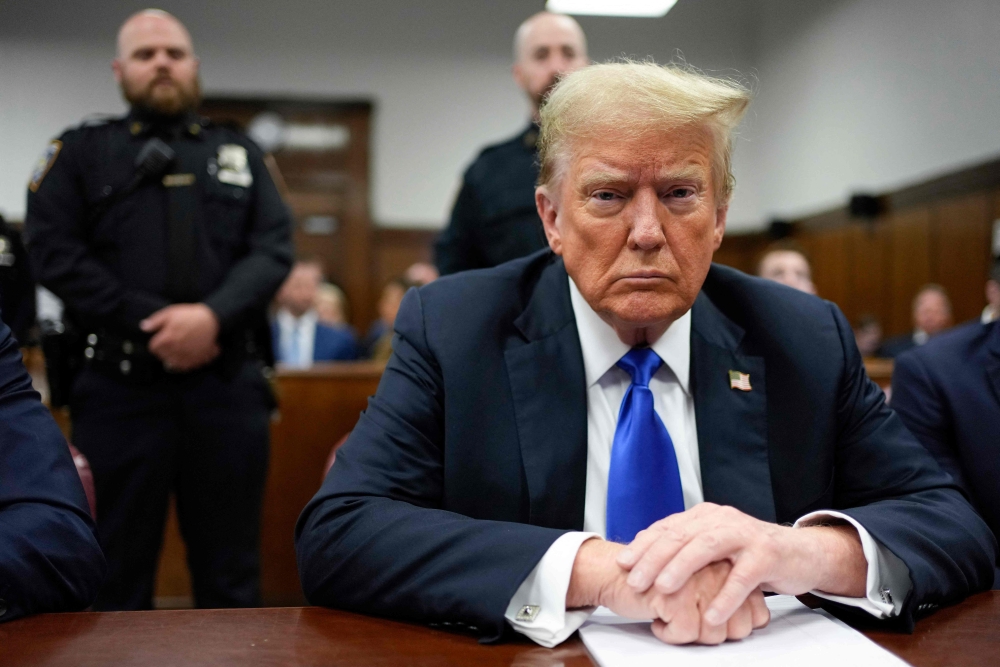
690 293 776 523
504 257 589 530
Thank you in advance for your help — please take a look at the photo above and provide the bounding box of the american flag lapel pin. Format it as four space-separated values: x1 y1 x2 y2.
728 370 752 391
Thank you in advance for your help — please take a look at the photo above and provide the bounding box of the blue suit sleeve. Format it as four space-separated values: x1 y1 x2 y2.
890 350 969 491
295 288 566 641
0 321 106 622
827 304 996 626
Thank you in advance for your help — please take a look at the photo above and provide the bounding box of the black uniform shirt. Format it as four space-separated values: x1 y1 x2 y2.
434 123 547 275
25 110 293 336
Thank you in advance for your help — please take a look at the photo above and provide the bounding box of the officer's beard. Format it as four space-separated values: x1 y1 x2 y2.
122 74 202 119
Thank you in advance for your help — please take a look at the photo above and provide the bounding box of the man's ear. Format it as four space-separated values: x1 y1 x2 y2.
713 204 728 251
112 58 123 85
536 185 562 255
512 62 526 92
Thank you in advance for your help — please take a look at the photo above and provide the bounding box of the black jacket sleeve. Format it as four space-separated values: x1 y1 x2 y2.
295 288 566 642
0 318 106 622
434 178 486 276
203 144 293 333
24 131 171 330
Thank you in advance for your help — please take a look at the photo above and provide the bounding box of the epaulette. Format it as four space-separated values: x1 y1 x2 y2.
79 114 120 128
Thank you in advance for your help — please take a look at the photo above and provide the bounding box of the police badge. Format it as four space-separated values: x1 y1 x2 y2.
214 144 253 187
29 140 63 192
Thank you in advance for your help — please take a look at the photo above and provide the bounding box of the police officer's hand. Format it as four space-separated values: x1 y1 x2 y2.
141 303 221 372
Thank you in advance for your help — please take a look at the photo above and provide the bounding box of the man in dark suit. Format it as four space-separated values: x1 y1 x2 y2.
878 284 953 358
272 260 357 365
434 12 588 275
297 62 995 647
892 318 1000 587
0 316 106 622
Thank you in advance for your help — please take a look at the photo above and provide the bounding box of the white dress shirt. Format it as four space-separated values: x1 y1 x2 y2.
276 308 317 368
504 277 910 647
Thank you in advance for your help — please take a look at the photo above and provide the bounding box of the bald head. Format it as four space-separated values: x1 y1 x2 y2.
512 12 588 118
113 9 200 116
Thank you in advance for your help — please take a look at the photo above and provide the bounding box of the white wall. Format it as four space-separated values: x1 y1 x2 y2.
744 0 1000 223
0 0 755 228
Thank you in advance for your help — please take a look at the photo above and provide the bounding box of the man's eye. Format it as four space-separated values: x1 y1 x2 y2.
134 49 154 60
593 191 618 202
668 188 695 199
167 49 186 60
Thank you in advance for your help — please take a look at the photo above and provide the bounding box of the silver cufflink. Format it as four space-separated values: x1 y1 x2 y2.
879 587 893 605
515 605 540 622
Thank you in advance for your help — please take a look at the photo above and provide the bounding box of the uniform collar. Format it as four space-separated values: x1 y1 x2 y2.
568 275 691 393
127 107 207 140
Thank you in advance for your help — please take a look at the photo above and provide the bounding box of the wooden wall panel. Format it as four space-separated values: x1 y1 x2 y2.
886 207 933 336
845 222 891 326
931 192 992 324
371 228 437 292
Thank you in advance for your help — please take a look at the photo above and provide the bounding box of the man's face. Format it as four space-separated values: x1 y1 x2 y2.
537 127 726 334
913 290 952 335
277 264 322 317
758 251 816 295
513 16 588 112
113 14 200 116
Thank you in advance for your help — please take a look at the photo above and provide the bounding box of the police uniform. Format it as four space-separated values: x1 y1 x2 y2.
434 124 547 275
0 215 36 344
24 109 293 610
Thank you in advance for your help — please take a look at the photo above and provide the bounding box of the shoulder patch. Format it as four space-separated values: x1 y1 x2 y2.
28 140 63 192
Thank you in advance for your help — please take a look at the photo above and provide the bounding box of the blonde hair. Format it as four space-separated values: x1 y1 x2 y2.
537 60 751 204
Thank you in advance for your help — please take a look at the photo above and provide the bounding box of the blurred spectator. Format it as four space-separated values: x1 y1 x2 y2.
404 262 439 287
853 314 883 358
756 240 816 295
878 284 953 358
363 277 415 362
982 258 999 324
315 282 350 328
434 12 588 275
273 260 357 366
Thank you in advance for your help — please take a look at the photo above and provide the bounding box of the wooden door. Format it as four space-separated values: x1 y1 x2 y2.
198 98 374 331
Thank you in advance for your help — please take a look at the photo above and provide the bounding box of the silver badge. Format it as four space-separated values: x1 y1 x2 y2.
214 144 252 187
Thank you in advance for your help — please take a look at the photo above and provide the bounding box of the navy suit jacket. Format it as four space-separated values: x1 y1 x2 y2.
271 319 357 362
296 251 996 641
892 320 1000 586
0 318 105 622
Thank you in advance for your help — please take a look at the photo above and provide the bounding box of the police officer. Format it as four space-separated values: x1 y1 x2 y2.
0 214 36 344
24 10 292 610
434 12 588 275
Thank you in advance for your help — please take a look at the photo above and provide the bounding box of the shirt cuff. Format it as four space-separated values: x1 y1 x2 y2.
794 510 911 618
505 532 601 647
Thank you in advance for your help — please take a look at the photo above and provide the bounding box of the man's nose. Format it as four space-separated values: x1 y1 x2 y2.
627 193 667 251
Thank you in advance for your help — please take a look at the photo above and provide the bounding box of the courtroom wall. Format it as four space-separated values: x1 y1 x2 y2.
743 0 1000 224
0 0 755 229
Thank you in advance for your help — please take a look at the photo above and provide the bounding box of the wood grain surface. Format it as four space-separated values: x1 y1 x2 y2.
2 592 996 667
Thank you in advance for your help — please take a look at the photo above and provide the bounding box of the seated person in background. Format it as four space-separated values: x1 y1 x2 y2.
982 258 999 324
315 282 355 331
362 277 414 362
853 314 883 358
272 259 357 366
892 317 1000 587
755 240 816 294
404 262 440 287
0 316 106 622
296 61 995 647
878 284 953 357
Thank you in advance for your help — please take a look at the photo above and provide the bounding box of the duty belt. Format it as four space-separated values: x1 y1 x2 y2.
82 329 164 383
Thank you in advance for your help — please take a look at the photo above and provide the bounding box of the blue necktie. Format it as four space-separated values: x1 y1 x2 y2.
606 347 685 543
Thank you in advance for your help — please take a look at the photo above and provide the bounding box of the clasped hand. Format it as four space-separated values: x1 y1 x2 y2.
569 503 866 645
140 303 221 372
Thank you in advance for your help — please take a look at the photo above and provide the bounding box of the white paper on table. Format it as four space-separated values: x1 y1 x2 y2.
579 595 911 667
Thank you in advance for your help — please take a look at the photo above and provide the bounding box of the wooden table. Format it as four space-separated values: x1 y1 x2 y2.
2 592 996 667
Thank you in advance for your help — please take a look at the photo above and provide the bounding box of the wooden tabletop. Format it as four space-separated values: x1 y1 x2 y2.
2 592 997 667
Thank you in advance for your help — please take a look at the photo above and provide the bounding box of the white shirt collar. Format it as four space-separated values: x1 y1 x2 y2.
277 308 317 331
568 276 691 393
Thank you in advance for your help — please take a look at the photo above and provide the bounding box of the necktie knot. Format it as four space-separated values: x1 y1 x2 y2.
616 347 663 388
